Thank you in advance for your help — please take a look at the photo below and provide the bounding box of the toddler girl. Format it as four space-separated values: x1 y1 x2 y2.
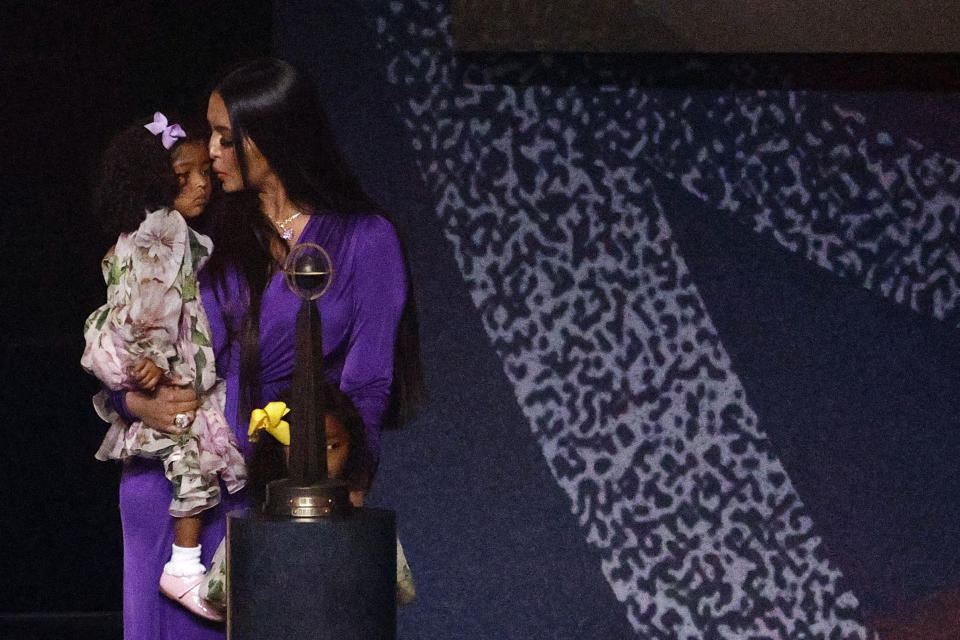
81 113 246 620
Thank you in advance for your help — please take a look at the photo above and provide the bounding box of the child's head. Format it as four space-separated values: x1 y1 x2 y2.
93 113 211 236
248 387 374 504
324 413 352 481
171 139 213 220
325 386 374 492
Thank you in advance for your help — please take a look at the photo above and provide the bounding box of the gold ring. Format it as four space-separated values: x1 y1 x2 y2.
174 413 190 429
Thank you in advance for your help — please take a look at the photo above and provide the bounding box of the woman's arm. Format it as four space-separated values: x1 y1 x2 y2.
337 216 407 463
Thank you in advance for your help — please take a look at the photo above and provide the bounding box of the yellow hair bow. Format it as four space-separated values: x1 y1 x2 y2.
248 402 291 445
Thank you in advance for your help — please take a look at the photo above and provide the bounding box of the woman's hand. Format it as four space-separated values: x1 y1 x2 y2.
126 385 199 434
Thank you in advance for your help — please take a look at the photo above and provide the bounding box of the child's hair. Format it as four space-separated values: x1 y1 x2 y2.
247 385 375 505
92 113 209 237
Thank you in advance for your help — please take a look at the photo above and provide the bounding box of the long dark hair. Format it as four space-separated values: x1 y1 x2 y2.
216 57 376 214
202 190 278 420
210 57 424 429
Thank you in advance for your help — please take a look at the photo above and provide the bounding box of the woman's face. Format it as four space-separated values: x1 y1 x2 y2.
207 92 243 192
171 141 212 218
207 91 273 192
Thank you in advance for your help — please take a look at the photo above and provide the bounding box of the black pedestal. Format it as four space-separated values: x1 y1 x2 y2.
227 508 396 640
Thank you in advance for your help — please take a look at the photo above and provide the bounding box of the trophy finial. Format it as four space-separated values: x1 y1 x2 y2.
264 242 350 518
284 243 333 300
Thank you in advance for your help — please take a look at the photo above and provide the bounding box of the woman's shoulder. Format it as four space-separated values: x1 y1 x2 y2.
353 212 398 242
322 210 393 229
305 211 399 249
350 213 401 262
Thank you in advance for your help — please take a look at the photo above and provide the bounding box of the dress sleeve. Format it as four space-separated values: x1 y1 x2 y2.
335 215 407 463
81 251 136 389
80 211 189 389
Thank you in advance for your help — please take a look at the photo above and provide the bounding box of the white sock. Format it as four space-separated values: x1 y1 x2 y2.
163 544 205 577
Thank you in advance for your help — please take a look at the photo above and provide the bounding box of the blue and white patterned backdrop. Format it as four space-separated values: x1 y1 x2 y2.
320 1 960 637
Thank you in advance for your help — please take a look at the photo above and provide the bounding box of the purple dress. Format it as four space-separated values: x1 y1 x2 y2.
118 212 406 639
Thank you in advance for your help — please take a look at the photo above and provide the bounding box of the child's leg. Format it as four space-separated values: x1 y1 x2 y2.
158 431 217 580
163 515 205 577
125 430 210 576
147 428 225 621
174 515 201 547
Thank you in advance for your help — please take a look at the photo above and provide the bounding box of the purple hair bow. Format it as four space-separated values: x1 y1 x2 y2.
144 112 186 150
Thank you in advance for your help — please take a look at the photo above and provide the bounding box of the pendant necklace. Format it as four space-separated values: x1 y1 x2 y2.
275 212 302 240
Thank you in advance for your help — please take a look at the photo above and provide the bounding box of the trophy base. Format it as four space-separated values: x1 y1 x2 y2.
227 508 396 639
263 478 353 518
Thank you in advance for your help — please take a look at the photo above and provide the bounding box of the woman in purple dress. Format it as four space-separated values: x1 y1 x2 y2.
118 58 423 639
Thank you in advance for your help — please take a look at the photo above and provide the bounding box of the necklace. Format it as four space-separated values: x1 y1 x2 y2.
274 212 302 240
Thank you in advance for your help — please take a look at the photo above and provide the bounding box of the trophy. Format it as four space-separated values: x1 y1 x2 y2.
262 242 352 518
228 242 397 639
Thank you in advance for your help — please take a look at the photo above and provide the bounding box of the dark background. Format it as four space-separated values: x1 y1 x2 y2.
5 2 960 638
0 1 271 634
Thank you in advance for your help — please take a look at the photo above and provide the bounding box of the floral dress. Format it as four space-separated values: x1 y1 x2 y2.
81 207 246 517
